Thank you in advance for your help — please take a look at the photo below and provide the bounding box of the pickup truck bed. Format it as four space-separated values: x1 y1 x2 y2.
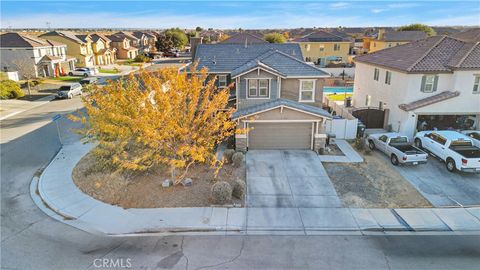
393 144 424 155
451 146 480 158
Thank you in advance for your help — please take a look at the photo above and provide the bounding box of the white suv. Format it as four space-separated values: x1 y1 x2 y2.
56 83 83 99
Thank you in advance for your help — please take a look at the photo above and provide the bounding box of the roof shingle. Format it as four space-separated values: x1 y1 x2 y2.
232 98 332 119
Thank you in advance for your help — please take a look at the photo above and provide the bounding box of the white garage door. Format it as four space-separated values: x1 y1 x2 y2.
248 122 313 150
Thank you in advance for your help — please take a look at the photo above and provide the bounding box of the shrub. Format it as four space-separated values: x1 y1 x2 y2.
134 55 151 63
232 152 244 168
223 149 235 163
354 138 366 151
0 80 24 99
232 179 246 199
211 181 232 204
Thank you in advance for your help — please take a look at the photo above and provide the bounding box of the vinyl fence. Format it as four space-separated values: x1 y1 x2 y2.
323 95 358 139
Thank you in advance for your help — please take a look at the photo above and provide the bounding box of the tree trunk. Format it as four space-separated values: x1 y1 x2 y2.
27 80 31 96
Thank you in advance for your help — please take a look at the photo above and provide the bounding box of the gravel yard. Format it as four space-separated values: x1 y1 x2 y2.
323 148 431 208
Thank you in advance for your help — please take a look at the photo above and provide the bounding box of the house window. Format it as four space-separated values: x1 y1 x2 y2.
385 71 391 85
365 95 371 106
319 45 324 52
421 75 437 93
218 75 227 88
304 44 310 51
247 79 270 98
473 75 480 94
334 44 340 51
373 68 379 81
299 79 315 102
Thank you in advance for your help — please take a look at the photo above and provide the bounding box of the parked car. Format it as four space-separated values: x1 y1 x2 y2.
68 68 94 77
83 67 99 75
79 77 98 85
414 130 480 173
367 132 428 165
461 130 480 148
162 51 179 57
56 83 83 99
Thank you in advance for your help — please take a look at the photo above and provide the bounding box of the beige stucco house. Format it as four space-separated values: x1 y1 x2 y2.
90 34 116 65
107 34 139 60
39 31 95 67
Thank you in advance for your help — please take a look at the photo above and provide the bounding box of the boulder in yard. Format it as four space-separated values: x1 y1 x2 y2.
181 178 193 187
162 179 173 188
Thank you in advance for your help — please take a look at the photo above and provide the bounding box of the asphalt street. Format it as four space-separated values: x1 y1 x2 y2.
1 96 480 269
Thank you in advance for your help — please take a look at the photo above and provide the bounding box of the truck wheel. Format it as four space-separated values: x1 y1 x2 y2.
391 155 399 166
83 73 88 77
368 141 375 150
414 138 422 149
68 72 73 76
446 158 456 172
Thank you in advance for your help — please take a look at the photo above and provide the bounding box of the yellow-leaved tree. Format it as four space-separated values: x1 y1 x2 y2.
71 66 237 185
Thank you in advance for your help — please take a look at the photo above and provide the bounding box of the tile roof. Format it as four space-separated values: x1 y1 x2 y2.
398 91 460 111
194 43 304 73
107 34 127 42
131 31 146 39
90 33 111 43
115 32 140 41
221 33 267 44
0 32 65 48
354 36 480 73
232 98 332 119
451 28 480 42
293 30 350 42
381 31 427 41
230 50 329 78
39 31 85 44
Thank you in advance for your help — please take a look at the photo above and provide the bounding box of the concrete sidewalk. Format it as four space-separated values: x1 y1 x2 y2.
32 141 480 236
318 140 363 163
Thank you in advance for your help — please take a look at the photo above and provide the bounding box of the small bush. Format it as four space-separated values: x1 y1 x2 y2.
232 179 246 199
134 55 151 63
223 149 235 163
211 181 232 204
0 80 24 99
232 152 244 168
354 138 366 151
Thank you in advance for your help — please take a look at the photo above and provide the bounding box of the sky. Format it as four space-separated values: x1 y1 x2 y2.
1 0 479 29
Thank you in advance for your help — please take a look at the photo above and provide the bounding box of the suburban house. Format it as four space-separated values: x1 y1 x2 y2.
39 31 95 67
353 33 480 139
0 32 76 78
107 34 138 60
221 32 267 45
292 30 352 66
193 43 332 151
115 31 141 48
131 31 156 54
366 30 427 53
90 34 116 65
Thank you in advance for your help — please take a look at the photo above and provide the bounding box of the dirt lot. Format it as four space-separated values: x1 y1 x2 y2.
72 151 245 208
323 148 431 208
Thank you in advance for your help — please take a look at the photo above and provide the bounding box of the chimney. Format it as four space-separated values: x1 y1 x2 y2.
190 36 203 61
378 28 385 40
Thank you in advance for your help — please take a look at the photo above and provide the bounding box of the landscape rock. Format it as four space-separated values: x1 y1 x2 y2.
181 178 193 187
162 179 173 188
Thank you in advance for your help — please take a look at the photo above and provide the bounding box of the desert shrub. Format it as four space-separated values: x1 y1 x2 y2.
0 80 24 99
134 55 151 63
354 138 366 151
211 181 232 204
232 152 244 168
223 149 235 163
232 179 246 199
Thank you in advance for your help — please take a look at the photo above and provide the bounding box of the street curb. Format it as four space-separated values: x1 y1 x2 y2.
0 95 55 121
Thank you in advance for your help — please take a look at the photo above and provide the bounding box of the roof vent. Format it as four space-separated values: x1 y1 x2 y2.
236 48 240 54
212 56 216 65
292 49 296 55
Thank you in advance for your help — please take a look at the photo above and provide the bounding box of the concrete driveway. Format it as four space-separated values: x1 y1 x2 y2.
394 157 480 207
246 150 342 208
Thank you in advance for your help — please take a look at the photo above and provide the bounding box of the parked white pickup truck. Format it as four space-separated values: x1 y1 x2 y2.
461 130 480 148
367 132 428 166
414 130 480 173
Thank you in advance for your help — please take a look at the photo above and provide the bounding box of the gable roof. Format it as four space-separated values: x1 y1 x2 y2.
131 31 146 39
221 33 267 44
230 49 329 78
107 34 127 42
90 33 111 43
293 30 350 42
0 32 65 48
39 31 86 44
115 31 140 41
451 28 480 42
354 36 480 73
398 91 460 111
380 31 427 42
194 43 304 73
232 98 332 119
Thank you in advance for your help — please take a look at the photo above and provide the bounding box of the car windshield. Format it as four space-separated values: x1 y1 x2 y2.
468 132 480 140
450 139 473 147
59 86 70 91
390 136 408 144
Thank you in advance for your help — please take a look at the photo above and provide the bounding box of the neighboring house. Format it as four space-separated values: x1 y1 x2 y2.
0 32 76 78
292 30 352 66
115 31 141 48
194 43 332 151
39 31 95 67
220 32 267 45
107 34 138 60
90 34 116 65
131 31 154 54
200 29 225 43
367 30 427 53
353 35 480 139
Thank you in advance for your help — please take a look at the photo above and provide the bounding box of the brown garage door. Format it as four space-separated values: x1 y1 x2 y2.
248 122 313 150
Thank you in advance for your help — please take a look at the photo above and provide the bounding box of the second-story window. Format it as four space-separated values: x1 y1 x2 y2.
319 45 325 52
218 75 227 88
299 79 315 102
421 75 437 93
473 75 479 94
385 71 391 85
304 44 310 51
334 43 340 51
248 79 269 98
373 68 379 81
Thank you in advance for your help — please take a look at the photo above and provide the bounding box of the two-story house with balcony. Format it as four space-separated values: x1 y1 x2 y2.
0 32 76 78
107 34 138 60
193 43 332 151
90 33 116 65
292 30 352 67
131 31 157 55
353 32 480 139
39 31 95 67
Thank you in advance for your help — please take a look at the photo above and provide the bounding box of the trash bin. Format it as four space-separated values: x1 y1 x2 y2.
345 97 352 107
357 122 366 138
327 133 336 145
